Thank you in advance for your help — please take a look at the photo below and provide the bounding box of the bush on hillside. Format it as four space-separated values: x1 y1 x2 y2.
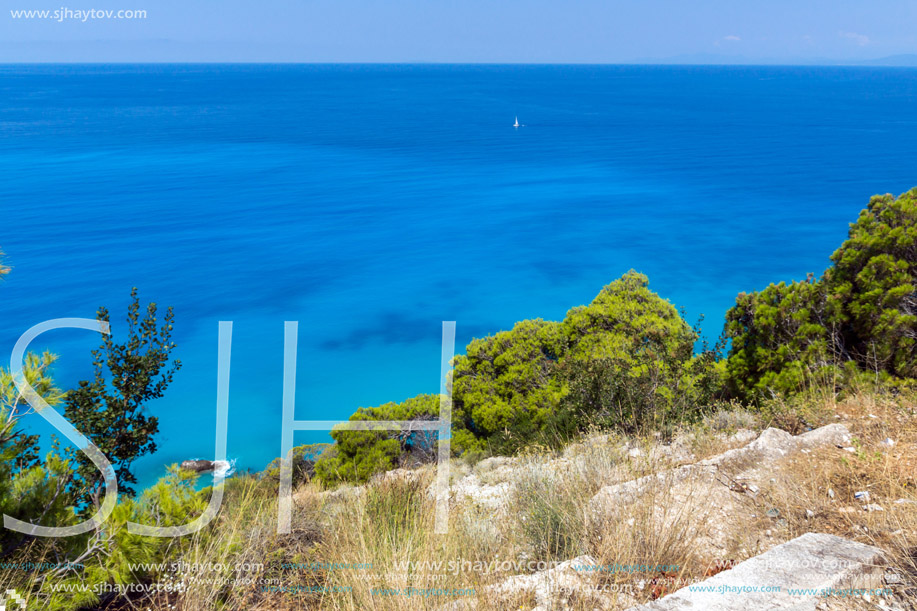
451 318 568 454
261 443 329 487
558 271 722 434
0 353 76 558
725 188 917 399
313 394 440 485
321 272 722 482
827 189 917 378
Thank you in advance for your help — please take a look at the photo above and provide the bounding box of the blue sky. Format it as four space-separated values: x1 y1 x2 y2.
2 0 916 63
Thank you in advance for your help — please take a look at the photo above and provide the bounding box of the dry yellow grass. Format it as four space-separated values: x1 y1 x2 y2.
20 388 912 610
762 390 917 609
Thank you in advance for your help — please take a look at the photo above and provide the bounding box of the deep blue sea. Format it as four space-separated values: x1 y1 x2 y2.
1 64 915 488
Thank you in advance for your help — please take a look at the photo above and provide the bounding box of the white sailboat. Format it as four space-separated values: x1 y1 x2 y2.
513 116 521 128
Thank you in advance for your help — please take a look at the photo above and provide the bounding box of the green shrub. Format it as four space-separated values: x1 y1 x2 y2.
0 353 76 558
452 318 568 454
725 188 917 400
35 467 209 611
261 443 329 486
322 272 722 481
725 277 836 398
827 189 917 379
314 394 440 485
559 272 721 433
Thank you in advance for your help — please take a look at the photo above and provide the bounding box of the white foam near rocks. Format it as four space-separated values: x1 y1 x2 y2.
212 459 235 479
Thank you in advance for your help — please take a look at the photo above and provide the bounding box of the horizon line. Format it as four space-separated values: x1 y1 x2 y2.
1 60 916 67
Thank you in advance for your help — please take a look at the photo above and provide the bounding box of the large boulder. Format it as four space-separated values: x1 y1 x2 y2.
589 425 851 514
624 532 886 611
180 459 215 473
587 425 852 557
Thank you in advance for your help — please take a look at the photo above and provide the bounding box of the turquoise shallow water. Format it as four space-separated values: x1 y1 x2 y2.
0 64 915 487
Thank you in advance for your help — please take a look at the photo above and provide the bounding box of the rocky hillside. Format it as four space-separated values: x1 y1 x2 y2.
243 392 917 611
